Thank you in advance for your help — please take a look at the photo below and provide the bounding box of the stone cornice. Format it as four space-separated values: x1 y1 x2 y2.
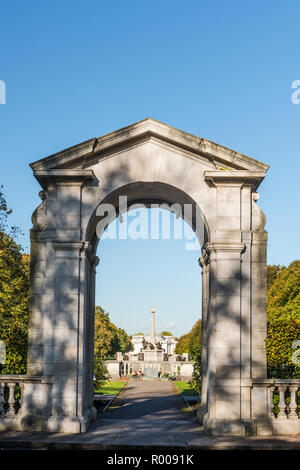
202 242 246 263
30 138 97 171
33 169 94 189
52 241 84 251
204 170 266 190
205 242 246 253
199 243 245 265
51 240 100 267
29 118 269 173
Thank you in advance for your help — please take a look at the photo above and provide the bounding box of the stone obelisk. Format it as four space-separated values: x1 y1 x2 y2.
150 307 155 346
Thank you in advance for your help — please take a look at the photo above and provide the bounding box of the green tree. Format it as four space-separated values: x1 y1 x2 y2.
94 306 119 359
266 260 300 378
0 186 12 232
189 350 201 396
188 319 202 361
94 355 110 390
117 327 133 353
94 306 133 359
160 331 173 336
0 189 29 374
266 319 300 378
175 333 190 355
267 264 283 290
175 319 202 361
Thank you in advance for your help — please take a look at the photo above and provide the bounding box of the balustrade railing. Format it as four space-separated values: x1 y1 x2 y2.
0 375 43 419
270 382 300 419
0 377 25 417
252 378 300 421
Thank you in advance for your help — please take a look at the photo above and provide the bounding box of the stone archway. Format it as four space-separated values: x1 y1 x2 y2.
25 118 269 434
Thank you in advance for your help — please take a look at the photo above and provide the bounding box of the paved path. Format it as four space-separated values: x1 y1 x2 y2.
85 380 201 446
0 380 300 449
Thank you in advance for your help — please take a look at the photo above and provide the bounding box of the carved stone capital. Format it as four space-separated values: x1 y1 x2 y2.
81 242 100 267
203 242 246 262
198 247 210 268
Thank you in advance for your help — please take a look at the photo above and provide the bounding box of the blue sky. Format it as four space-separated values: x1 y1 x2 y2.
0 1 299 336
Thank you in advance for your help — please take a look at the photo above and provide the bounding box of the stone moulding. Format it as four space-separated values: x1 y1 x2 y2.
30 118 270 173
33 169 95 189
204 170 267 190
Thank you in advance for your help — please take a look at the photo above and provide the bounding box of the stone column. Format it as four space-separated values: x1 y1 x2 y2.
251 192 268 378
27 190 49 376
204 242 248 435
44 240 87 432
82 246 99 415
202 171 267 436
25 170 95 433
197 251 209 424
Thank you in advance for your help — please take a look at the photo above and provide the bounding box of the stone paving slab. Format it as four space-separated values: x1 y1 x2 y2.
0 381 300 449
0 431 300 449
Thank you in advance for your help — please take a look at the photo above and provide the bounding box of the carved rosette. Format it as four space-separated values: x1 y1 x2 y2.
31 190 47 230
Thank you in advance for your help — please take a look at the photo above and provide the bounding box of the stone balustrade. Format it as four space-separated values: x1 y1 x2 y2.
271 381 300 420
0 375 45 430
251 379 300 435
0 376 25 417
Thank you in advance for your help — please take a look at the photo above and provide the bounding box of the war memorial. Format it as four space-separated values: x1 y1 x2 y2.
106 307 194 380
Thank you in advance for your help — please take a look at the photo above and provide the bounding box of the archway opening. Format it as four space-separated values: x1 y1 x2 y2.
86 182 209 419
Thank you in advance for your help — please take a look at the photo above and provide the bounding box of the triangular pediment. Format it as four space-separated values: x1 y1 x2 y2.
30 118 269 173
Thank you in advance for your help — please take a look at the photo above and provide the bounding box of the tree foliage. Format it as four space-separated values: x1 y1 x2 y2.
117 327 133 354
266 260 300 378
160 331 173 336
0 186 12 232
0 189 29 374
189 350 201 396
267 264 283 291
94 306 133 359
175 319 202 361
94 355 110 390
188 320 202 360
175 333 190 355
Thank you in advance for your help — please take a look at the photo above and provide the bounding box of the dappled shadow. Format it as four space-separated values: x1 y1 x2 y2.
97 388 190 421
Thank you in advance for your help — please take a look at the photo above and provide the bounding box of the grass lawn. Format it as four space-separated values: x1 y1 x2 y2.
95 381 126 395
175 381 198 396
